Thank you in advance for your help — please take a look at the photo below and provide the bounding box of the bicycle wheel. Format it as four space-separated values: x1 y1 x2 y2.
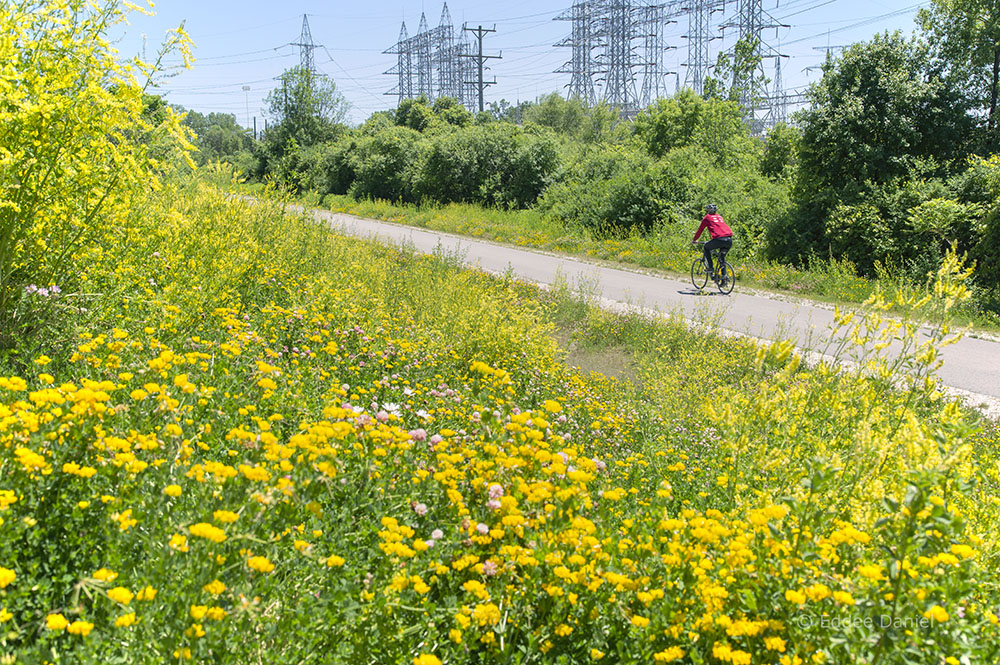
716 261 735 294
691 258 708 290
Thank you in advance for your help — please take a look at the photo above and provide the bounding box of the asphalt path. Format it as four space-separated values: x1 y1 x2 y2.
295 204 1000 413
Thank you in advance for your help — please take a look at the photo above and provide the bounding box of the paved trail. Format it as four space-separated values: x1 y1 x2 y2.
297 204 1000 414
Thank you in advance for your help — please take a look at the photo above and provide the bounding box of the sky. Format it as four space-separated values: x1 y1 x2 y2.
115 0 930 127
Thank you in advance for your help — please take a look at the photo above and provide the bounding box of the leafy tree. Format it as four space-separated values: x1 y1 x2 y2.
395 96 472 132
487 98 533 124
360 110 394 135
632 88 749 159
704 36 766 110
413 124 559 208
796 32 971 202
948 155 1000 286
264 66 348 154
539 147 666 236
181 110 251 164
775 30 975 265
760 122 800 180
309 137 358 196
349 125 422 202
522 93 588 134
517 94 622 143
432 96 473 127
395 96 436 131
919 0 1000 148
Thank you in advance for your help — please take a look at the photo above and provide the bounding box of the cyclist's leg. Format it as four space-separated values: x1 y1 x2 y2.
704 237 723 274
718 237 732 267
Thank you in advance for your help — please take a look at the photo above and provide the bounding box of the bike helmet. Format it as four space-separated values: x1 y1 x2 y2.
705 204 718 215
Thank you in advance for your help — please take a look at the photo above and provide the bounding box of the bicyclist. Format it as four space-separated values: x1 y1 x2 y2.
692 203 733 278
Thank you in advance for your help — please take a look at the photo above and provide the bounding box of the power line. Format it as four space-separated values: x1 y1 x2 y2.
782 3 927 45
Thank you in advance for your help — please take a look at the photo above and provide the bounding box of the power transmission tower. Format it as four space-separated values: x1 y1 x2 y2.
764 51 789 127
804 43 844 75
598 0 640 116
291 14 321 73
456 26 477 108
384 22 414 105
639 1 686 108
434 4 459 100
722 0 787 130
681 0 725 95
385 4 489 109
461 25 501 113
554 0 687 115
554 0 599 105
414 13 435 99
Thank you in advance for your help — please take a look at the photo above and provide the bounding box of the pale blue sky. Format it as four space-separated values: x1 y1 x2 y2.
117 0 927 126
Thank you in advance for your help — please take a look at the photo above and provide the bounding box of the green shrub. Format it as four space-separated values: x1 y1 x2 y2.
539 147 666 236
633 89 753 163
308 137 358 196
663 147 790 260
349 126 423 202
269 141 323 193
413 124 559 208
760 122 800 180
824 203 900 275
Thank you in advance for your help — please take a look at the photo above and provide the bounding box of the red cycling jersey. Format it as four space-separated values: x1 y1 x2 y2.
693 214 733 241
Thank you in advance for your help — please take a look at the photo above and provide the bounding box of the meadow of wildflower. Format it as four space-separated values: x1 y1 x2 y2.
3 3 1000 664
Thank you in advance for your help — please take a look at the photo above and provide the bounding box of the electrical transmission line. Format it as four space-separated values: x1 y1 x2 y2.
553 0 692 118
384 22 414 104
720 0 788 131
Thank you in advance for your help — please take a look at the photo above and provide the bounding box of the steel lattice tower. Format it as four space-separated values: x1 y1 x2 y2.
554 1 599 105
555 0 687 115
434 4 458 99
598 0 640 116
384 22 414 105
291 15 320 73
724 0 785 128
456 26 476 108
414 13 434 99
639 3 665 107
639 2 686 107
681 0 724 95
764 50 788 127
385 4 481 107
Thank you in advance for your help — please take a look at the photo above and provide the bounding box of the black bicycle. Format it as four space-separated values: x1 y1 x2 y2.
691 242 735 294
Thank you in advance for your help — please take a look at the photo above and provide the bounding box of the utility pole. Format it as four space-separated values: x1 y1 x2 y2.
242 85 251 129
461 25 500 113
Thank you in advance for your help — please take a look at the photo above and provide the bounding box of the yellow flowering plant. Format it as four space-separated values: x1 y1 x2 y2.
0 0 193 349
